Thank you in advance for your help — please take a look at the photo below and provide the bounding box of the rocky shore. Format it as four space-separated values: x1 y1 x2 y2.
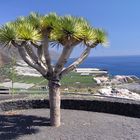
93 75 140 101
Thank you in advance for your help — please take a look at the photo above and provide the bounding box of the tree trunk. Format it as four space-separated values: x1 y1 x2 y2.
48 80 61 127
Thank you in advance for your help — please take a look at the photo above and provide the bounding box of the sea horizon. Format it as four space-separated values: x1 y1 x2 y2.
71 54 140 59
67 55 140 77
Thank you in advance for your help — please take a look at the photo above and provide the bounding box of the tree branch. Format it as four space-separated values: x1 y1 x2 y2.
30 41 47 68
54 45 74 75
24 44 38 62
37 46 46 64
25 44 47 71
42 37 53 74
54 41 81 76
31 41 41 48
60 42 99 77
12 41 46 76
60 46 91 77
18 47 47 76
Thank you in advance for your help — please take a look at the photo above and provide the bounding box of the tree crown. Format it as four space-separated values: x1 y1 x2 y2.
0 12 108 48
0 12 108 80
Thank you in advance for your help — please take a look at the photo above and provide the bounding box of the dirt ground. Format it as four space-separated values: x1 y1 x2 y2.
0 109 140 140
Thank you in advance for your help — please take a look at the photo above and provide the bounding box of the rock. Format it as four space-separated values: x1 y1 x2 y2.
98 86 112 95
93 78 101 85
111 75 139 85
111 79 121 85
96 86 140 100
117 83 140 94
111 88 119 94
126 76 134 83
93 76 109 85
64 88 69 91
130 75 139 81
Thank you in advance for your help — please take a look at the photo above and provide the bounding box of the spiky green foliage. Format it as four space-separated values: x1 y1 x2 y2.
93 29 108 46
50 16 95 45
72 17 95 42
41 13 60 32
50 16 80 43
0 17 42 46
0 12 108 48
16 21 41 41
0 23 17 46
26 12 43 29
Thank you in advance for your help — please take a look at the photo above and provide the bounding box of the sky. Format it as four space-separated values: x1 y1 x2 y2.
0 0 140 57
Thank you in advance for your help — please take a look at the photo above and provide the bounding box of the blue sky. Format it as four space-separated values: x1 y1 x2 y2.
0 0 140 57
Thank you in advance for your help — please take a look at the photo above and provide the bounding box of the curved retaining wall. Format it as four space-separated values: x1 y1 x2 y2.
0 98 140 118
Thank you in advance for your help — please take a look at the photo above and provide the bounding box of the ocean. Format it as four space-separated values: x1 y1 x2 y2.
67 55 140 77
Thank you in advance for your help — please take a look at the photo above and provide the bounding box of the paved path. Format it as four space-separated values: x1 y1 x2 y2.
0 109 140 140
0 82 34 89
0 94 27 101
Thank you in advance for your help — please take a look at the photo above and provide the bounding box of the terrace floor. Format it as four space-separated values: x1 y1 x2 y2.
0 109 140 140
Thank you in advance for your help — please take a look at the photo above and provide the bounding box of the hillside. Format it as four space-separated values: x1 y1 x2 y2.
0 51 11 67
0 47 60 76
0 47 59 64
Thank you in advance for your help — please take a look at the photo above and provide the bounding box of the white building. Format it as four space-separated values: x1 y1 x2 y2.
75 68 108 76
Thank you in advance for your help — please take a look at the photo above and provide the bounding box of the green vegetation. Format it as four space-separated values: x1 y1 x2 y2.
61 72 95 87
14 75 45 84
0 54 16 93
13 72 96 88
0 72 97 94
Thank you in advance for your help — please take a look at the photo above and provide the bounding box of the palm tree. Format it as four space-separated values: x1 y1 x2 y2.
0 12 108 127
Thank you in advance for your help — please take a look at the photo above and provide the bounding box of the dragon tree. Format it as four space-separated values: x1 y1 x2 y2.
0 12 108 127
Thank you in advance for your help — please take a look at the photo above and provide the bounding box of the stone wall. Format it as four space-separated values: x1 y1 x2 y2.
0 98 140 118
